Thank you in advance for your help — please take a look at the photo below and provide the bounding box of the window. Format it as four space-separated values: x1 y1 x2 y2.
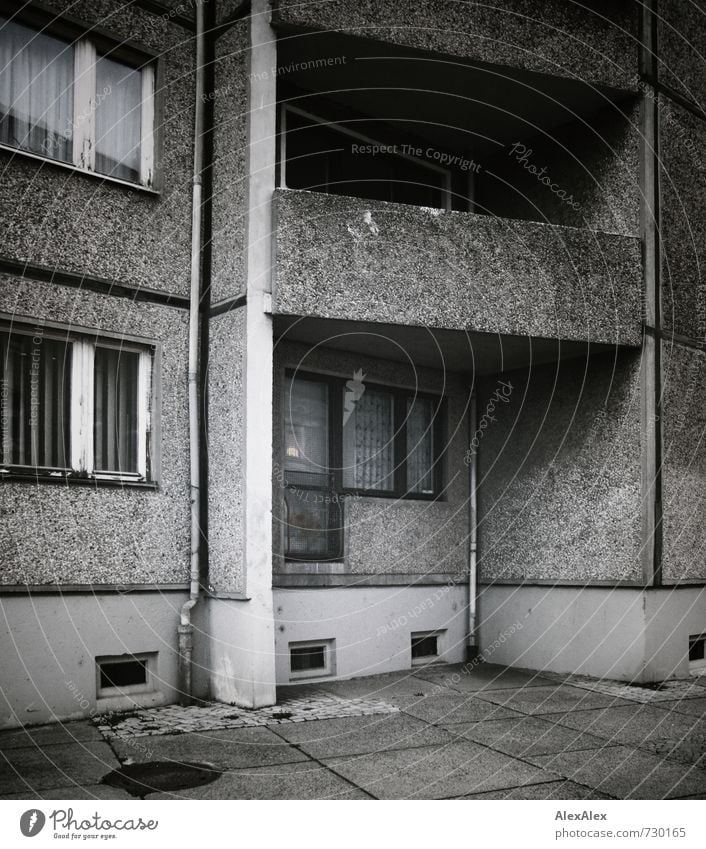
411 631 444 665
280 104 452 209
288 639 335 680
689 634 706 673
96 653 156 697
282 371 444 559
0 324 154 482
0 16 155 186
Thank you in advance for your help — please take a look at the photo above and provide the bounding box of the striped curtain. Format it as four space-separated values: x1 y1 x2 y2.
0 331 70 468
406 397 434 493
94 54 143 183
342 389 394 490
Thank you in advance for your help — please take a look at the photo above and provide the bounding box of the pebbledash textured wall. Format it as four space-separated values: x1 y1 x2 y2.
477 350 643 584
0 2 195 296
207 308 247 594
272 341 470 579
272 0 638 92
210 19 250 304
0 277 191 586
273 190 642 345
661 342 706 585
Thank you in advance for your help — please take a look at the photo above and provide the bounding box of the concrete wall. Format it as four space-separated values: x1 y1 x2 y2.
0 591 209 729
658 0 706 111
478 100 641 235
0 277 191 586
273 190 642 344
211 19 250 304
207 308 246 595
272 341 470 580
272 0 638 92
659 98 706 339
661 342 706 584
0 2 195 296
273 584 468 684
477 350 643 584
478 583 706 682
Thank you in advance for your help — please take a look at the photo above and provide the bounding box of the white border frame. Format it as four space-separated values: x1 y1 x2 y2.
288 638 336 681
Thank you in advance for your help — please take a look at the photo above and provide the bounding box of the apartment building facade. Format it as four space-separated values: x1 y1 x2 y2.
1 0 706 728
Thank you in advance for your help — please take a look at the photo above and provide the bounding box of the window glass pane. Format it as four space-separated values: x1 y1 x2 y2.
0 331 70 468
406 397 435 494
94 347 139 473
342 388 394 490
94 55 142 182
284 377 328 473
0 19 73 161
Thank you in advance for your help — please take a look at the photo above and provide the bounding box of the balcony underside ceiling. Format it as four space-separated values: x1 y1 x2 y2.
273 314 619 376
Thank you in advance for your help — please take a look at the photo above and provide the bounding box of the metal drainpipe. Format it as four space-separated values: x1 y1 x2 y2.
179 0 207 707
467 393 479 658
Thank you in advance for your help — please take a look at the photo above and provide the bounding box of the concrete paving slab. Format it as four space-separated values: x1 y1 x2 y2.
414 663 556 693
0 741 119 795
0 721 103 751
552 703 706 765
145 761 369 800
475 684 636 715
400 692 523 724
272 712 456 758
316 672 444 702
110 726 310 770
322 740 557 799
443 715 609 758
529 745 706 799
653 698 706 719
0 783 133 800
458 780 613 800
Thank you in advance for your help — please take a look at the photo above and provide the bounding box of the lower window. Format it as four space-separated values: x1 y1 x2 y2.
96 653 157 698
411 630 445 665
288 639 335 680
0 323 154 481
689 634 706 673
282 371 444 559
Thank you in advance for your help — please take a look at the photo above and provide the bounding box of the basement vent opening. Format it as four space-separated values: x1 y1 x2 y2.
411 631 444 665
97 653 156 697
688 634 706 672
289 639 335 680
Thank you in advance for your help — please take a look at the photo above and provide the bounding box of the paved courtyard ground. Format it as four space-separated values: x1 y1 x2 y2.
1 663 705 800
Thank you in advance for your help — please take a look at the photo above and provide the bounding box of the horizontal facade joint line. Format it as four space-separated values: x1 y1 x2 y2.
209 294 247 317
0 583 191 595
655 82 706 123
130 0 196 31
0 257 190 310
644 323 706 353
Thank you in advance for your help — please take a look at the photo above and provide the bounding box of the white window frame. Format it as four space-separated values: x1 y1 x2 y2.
0 321 154 483
689 633 706 675
410 630 446 666
288 639 336 681
0 19 156 188
96 652 157 698
279 103 453 211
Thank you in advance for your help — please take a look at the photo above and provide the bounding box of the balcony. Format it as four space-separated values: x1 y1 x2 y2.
272 188 642 347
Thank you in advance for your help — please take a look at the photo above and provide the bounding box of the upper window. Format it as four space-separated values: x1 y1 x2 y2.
280 104 453 210
282 372 444 560
0 324 154 482
0 17 155 186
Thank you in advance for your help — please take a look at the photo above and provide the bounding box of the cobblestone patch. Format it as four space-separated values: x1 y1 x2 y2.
543 672 706 704
94 692 399 741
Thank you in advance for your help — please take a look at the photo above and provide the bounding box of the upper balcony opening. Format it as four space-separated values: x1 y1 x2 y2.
275 29 639 234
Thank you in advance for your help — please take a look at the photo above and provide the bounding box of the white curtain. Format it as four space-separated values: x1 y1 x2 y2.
0 18 73 161
406 397 434 493
284 377 328 475
343 389 394 490
95 55 142 182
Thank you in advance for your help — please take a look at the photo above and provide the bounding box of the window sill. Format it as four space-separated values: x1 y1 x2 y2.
0 470 158 489
0 143 160 195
